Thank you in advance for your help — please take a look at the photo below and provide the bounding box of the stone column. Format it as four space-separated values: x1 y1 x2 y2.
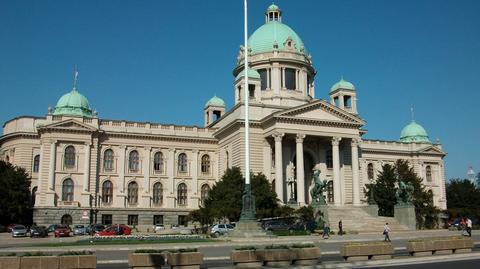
272 63 281 94
339 95 345 109
47 141 56 191
351 139 361 206
143 147 151 193
167 148 176 208
273 133 284 203
35 144 44 206
83 143 91 192
118 146 126 193
332 137 342 206
296 134 306 205
281 68 286 89
191 150 199 208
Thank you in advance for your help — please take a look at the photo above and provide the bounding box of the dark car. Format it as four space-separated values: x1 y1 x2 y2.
47 224 61 233
86 224 105 235
30 226 48 238
54 225 72 237
262 220 290 231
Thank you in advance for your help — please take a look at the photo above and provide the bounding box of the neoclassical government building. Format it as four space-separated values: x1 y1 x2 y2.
0 4 447 228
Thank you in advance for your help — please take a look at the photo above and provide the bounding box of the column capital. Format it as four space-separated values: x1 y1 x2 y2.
296 134 306 143
351 138 361 147
273 132 284 142
331 136 342 146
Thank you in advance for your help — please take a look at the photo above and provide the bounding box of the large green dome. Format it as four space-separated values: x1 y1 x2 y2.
400 121 431 143
248 17 305 54
53 89 93 117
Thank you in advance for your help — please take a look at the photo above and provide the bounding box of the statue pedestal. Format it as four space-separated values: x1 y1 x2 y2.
394 204 416 230
363 204 379 217
311 203 329 226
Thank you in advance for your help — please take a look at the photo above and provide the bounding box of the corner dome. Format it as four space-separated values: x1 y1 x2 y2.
235 68 261 81
330 78 355 92
247 5 305 54
400 121 431 143
53 89 93 117
205 95 225 108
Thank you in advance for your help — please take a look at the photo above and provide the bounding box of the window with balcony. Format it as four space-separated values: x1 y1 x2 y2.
153 182 163 205
177 183 187 206
127 181 138 205
102 180 113 204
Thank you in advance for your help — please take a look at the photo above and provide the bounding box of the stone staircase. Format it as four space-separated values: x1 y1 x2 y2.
326 206 411 233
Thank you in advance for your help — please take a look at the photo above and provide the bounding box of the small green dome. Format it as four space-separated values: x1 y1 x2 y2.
53 89 93 117
330 78 355 92
235 68 261 81
205 95 225 108
400 121 431 143
267 3 280 12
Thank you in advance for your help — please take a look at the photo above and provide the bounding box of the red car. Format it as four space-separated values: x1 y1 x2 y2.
54 225 72 237
96 224 131 236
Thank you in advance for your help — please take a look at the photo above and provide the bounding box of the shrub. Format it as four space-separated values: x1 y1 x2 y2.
59 251 93 256
291 243 315 248
265 245 289 250
23 252 48 256
235 246 257 251
134 249 165 254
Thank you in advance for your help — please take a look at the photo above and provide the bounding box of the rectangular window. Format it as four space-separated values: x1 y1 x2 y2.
248 84 255 98
153 215 164 225
102 214 112 225
128 215 138 226
178 215 187 227
259 69 268 90
285 68 296 90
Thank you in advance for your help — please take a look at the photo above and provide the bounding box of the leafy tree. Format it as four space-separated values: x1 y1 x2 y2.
446 179 480 222
0 160 32 225
189 167 279 224
372 164 397 217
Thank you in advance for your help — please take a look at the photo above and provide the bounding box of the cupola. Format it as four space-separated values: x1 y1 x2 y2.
329 77 358 114
204 95 226 126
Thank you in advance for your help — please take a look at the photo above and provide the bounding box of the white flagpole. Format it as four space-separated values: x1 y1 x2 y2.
244 0 250 185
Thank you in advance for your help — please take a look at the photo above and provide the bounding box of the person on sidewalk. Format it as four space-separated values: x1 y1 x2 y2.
322 222 330 239
466 217 473 237
338 220 343 236
383 222 391 242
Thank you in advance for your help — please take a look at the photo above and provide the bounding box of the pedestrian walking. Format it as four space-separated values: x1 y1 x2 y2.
338 220 343 236
383 222 391 242
466 217 472 237
322 222 330 239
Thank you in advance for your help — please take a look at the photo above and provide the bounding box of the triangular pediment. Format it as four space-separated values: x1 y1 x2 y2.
39 119 97 132
417 145 445 155
272 99 365 126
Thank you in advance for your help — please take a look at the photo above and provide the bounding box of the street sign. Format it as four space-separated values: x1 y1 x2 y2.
82 210 89 220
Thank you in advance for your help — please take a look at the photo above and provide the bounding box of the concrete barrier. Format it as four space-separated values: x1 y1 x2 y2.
340 242 394 261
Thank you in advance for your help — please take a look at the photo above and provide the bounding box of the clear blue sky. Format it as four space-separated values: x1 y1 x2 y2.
1 0 479 179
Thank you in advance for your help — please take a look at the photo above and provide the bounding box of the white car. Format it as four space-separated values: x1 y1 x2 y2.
154 224 165 233
11 225 28 237
210 224 234 237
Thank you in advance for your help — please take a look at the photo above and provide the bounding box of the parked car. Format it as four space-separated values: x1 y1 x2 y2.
86 224 105 235
54 225 72 237
96 224 131 236
209 224 235 237
30 226 48 238
47 224 61 234
262 220 289 231
11 225 28 237
153 224 165 233
73 225 86 235
7 224 20 233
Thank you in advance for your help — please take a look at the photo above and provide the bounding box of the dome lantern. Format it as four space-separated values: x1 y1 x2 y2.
265 3 282 23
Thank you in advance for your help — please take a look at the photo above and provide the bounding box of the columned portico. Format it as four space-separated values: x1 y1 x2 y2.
273 133 284 203
295 134 306 205
332 137 342 206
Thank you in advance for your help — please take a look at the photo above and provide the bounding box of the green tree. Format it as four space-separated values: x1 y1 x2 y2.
395 160 440 228
0 160 33 225
372 164 397 217
189 167 279 224
446 179 480 222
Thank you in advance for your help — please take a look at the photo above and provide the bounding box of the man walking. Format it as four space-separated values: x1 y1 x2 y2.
338 220 343 236
466 217 472 237
383 222 391 242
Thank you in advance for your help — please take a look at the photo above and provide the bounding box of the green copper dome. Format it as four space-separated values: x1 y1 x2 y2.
53 89 93 117
235 68 261 81
400 121 431 143
205 95 225 108
267 3 280 11
330 78 355 92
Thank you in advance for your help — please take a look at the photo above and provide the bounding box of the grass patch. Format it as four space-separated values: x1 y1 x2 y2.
265 245 290 250
31 238 211 248
0 253 17 256
23 252 50 256
271 230 310 236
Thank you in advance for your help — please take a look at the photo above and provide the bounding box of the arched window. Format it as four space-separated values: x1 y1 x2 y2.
178 153 188 173
426 165 432 182
33 155 40 173
327 180 334 203
127 181 138 205
61 214 73 225
326 150 333 169
367 163 374 181
129 150 139 172
201 154 210 174
153 152 164 173
64 146 76 168
31 186 37 206
177 183 187 206
153 182 163 205
103 149 114 171
62 178 74 201
102 180 113 204
200 184 210 206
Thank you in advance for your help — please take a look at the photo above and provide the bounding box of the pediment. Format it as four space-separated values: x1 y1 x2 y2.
39 119 97 132
272 99 365 126
417 145 445 155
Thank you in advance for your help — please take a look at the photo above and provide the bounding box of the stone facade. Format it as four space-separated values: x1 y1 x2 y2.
0 4 447 229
